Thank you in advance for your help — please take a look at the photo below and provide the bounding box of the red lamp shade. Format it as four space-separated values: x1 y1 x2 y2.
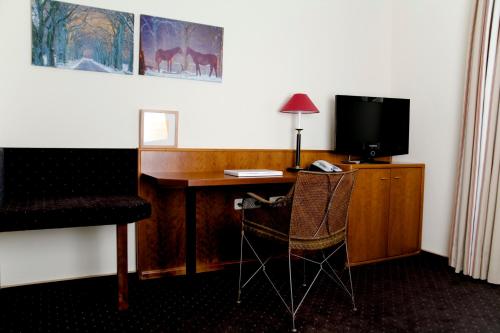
280 93 319 114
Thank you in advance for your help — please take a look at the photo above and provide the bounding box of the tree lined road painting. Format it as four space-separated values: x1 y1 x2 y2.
140 15 223 82
31 0 134 75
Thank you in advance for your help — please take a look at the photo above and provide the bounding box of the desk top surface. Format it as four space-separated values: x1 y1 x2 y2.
141 162 425 188
141 171 296 187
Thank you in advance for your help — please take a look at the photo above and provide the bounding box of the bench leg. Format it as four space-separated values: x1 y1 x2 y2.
117 224 128 311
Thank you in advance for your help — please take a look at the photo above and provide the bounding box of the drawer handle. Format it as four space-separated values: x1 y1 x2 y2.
393 177 401 180
380 178 390 180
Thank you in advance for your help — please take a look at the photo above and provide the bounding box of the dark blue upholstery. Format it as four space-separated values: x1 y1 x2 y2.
0 148 151 232
3 148 139 199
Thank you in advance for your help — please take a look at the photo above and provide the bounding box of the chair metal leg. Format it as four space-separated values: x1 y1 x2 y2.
239 234 291 315
239 233 268 288
320 245 357 312
345 240 357 311
237 228 244 304
241 234 293 314
294 263 322 317
239 236 356 332
322 250 352 297
288 248 297 332
292 243 357 316
302 259 307 287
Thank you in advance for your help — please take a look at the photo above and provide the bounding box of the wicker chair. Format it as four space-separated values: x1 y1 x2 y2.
237 170 358 331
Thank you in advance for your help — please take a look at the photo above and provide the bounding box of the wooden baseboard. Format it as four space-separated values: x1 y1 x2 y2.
349 250 421 267
139 267 186 280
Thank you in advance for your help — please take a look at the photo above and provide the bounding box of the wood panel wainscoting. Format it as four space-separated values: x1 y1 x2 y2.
137 148 351 279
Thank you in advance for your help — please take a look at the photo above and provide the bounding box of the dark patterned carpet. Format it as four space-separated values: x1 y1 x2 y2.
1 252 499 332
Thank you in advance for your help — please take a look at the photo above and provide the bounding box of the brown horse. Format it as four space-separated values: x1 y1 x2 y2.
186 47 218 77
139 49 146 75
155 47 182 72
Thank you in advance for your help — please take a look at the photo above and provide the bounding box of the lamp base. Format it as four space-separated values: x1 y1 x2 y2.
287 166 304 172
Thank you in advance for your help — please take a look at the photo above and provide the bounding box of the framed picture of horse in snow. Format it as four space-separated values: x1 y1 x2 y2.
139 15 223 82
31 0 134 75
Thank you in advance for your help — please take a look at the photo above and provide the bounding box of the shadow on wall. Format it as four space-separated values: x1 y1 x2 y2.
329 96 336 150
0 148 4 206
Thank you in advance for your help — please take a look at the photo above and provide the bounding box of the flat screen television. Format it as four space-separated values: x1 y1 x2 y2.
334 95 410 163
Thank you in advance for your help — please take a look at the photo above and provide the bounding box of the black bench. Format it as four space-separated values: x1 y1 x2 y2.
0 148 151 310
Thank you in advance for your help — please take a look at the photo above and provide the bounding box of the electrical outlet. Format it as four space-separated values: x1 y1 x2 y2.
234 198 243 210
234 198 261 210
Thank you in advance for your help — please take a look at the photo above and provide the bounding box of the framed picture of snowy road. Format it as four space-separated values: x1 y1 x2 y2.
31 0 134 75
139 15 223 82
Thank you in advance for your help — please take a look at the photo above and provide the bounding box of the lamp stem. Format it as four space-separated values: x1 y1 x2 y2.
295 128 302 168
287 128 304 172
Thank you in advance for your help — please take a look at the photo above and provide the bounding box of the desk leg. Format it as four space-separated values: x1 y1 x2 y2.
186 189 197 275
117 223 128 310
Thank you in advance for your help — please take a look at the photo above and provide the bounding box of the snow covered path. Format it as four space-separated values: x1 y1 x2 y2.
73 58 110 72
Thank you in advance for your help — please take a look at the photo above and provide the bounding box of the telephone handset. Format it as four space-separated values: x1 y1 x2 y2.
310 160 343 172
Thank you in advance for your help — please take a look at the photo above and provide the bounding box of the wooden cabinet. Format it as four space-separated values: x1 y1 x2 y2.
345 164 424 265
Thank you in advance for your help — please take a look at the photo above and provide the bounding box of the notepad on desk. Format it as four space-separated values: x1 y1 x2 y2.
224 169 284 177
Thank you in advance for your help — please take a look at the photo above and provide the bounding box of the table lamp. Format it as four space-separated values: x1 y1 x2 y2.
280 93 319 171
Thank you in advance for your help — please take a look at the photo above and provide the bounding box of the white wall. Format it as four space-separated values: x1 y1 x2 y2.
0 0 474 285
390 0 472 256
0 0 394 286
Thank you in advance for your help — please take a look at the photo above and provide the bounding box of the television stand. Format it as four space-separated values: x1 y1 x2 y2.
342 159 390 164
338 162 424 266
360 159 390 164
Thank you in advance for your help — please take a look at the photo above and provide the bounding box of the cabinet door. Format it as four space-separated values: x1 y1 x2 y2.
387 168 423 257
348 168 391 263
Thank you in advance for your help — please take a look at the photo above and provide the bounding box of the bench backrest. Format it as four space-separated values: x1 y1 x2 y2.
0 148 138 200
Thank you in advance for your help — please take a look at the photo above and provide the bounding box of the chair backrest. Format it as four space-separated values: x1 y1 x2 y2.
289 170 357 240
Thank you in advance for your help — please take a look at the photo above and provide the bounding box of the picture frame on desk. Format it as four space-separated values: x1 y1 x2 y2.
140 110 179 148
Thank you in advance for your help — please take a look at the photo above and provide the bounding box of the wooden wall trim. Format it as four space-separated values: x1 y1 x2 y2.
138 147 335 153
139 148 347 173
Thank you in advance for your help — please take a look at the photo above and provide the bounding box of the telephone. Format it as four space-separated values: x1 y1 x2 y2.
310 160 343 172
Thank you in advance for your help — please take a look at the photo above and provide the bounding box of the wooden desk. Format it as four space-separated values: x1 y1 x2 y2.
136 149 345 279
135 148 413 279
140 171 296 275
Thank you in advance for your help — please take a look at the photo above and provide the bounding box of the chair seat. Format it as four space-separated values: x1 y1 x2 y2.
289 231 345 251
243 219 346 251
243 219 289 242
0 195 151 232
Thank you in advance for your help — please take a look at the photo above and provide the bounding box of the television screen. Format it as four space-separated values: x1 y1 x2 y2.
334 95 410 162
